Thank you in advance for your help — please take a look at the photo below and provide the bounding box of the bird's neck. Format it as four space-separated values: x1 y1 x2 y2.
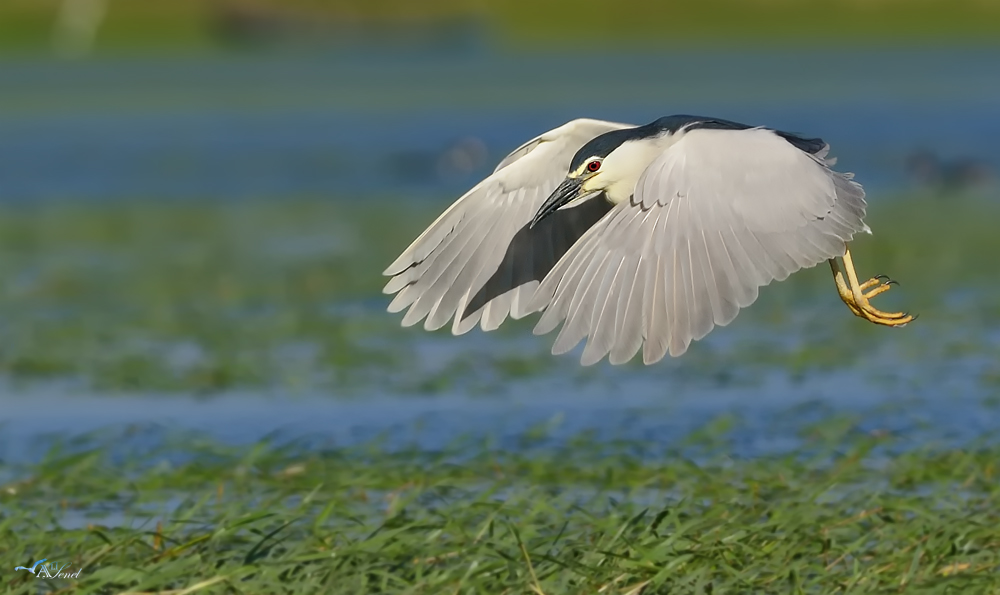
601 133 680 205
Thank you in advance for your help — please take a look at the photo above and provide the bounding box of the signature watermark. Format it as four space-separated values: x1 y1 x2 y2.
13 559 82 579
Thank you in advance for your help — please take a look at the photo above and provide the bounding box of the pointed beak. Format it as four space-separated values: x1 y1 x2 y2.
530 177 585 229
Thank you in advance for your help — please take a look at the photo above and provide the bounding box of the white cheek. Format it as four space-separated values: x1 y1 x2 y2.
582 173 627 205
598 136 677 205
603 179 633 205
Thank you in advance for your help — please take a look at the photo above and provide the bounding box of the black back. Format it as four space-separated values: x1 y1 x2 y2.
569 114 827 172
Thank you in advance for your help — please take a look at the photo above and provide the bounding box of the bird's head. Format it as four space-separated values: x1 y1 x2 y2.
528 156 605 229
530 127 665 228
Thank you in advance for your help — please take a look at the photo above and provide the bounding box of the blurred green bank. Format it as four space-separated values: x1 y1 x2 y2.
1 0 999 55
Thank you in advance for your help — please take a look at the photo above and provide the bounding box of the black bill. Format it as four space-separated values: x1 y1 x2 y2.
529 177 585 229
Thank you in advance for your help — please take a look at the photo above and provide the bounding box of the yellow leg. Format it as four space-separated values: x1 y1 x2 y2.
829 245 914 327
829 259 863 317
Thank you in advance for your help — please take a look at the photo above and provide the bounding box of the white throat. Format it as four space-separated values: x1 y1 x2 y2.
596 133 681 205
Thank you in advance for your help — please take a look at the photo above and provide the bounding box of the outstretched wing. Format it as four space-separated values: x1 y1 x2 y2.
383 118 632 334
530 127 869 365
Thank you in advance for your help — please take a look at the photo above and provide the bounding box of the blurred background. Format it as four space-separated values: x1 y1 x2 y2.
1 0 999 460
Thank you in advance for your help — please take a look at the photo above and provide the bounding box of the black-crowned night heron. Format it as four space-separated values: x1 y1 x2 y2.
383 116 913 365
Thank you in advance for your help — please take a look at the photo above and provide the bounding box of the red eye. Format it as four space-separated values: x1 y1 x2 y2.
587 160 601 172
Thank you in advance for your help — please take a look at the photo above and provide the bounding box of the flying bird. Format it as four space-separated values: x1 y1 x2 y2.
383 116 913 365
14 559 47 574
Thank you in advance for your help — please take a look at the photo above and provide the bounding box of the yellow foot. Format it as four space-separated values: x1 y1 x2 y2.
851 274 914 326
830 247 915 327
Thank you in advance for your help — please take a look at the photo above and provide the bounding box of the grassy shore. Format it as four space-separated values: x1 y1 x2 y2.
1 0 999 54
2 418 999 594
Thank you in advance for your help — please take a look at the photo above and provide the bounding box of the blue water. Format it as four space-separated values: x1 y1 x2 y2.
1 49 998 202
2 369 997 465
2 324 997 464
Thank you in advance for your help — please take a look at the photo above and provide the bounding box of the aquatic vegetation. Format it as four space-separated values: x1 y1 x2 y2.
2 418 998 593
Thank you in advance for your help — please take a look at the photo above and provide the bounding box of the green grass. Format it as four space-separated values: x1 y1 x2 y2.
0 195 996 394
2 416 999 593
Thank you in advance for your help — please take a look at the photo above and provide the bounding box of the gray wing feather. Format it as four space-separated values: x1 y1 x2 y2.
383 118 632 334
493 139 543 173
530 127 869 365
399 202 497 327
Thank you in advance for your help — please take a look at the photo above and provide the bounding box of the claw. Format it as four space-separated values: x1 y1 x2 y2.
831 246 915 328
858 276 884 291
